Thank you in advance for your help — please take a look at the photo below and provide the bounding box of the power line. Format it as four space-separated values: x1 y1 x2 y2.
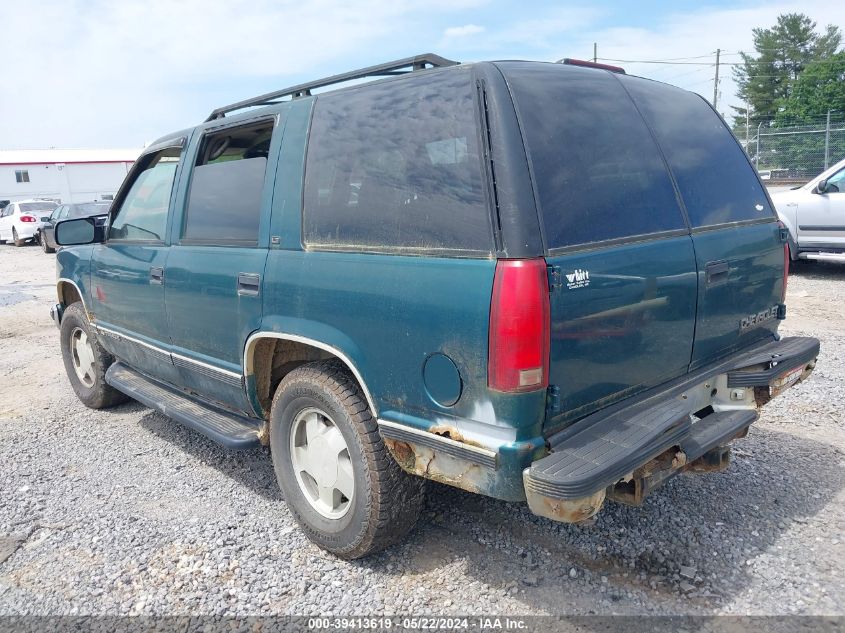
598 57 844 66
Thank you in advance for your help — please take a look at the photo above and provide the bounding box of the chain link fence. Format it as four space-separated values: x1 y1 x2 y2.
735 116 845 183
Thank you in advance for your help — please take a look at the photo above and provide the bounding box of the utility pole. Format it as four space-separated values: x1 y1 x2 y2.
824 109 831 170
593 42 597 63
745 101 750 153
756 121 763 169
713 48 721 109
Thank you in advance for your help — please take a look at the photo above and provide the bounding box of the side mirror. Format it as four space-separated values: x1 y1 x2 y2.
40 216 51 222
55 217 105 246
815 179 828 194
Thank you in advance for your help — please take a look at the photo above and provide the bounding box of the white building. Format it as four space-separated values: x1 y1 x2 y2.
0 148 142 205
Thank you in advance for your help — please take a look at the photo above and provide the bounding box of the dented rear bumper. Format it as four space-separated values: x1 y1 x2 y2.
523 336 819 523
379 336 820 521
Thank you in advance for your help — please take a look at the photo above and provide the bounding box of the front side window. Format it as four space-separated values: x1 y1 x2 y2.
109 148 181 241
181 120 273 246
825 168 845 192
69 202 110 218
499 62 686 250
303 70 491 254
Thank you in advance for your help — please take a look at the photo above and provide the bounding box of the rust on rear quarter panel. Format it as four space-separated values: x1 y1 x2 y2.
383 438 485 494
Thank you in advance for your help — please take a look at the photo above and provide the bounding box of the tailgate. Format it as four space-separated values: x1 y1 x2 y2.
688 221 784 368
618 75 785 369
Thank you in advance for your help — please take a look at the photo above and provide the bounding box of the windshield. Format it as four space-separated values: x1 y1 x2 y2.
20 202 58 213
68 203 110 218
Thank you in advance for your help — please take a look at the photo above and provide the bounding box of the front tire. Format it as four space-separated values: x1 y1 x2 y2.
60 303 129 409
270 360 425 559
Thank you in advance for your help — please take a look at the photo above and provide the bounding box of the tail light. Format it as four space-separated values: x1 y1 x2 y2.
560 58 626 74
778 221 789 302
20 215 36 223
488 258 550 392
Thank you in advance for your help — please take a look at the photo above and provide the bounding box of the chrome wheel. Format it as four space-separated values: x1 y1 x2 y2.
289 407 354 519
70 326 96 388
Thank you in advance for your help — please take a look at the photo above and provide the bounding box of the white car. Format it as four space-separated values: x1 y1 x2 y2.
771 158 845 264
0 199 59 246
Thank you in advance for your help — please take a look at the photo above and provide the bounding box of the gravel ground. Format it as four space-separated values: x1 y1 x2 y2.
0 246 843 616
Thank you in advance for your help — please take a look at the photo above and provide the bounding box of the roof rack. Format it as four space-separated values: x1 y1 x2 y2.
205 53 459 122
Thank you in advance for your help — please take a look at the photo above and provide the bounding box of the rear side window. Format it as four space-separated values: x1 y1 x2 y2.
621 76 773 228
500 62 686 250
182 120 273 246
303 70 492 255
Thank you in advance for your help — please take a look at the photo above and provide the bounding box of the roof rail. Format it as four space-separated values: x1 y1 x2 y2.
205 53 459 122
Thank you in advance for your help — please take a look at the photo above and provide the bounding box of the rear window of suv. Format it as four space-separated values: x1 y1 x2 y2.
620 75 773 228
20 202 57 213
303 69 492 255
500 62 687 250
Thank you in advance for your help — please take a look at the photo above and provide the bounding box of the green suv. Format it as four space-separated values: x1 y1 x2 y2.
51 54 820 558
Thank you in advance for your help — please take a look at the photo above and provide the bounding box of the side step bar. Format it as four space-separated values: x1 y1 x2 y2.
106 363 262 449
799 252 845 263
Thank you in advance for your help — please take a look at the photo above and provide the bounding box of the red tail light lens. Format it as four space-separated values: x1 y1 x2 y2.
778 221 789 302
488 258 550 393
20 215 36 223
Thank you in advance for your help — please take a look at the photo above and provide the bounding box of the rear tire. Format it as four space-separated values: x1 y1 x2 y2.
41 233 55 253
12 228 25 247
60 303 129 409
270 359 425 559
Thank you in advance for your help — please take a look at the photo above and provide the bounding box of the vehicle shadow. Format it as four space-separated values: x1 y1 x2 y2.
135 409 281 502
358 424 843 615
789 259 845 280
127 402 841 614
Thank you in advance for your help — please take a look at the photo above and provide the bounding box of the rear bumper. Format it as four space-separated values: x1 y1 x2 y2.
13 223 38 240
523 335 820 523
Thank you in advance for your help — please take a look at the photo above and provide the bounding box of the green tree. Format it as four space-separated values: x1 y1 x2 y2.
731 13 841 127
777 51 845 122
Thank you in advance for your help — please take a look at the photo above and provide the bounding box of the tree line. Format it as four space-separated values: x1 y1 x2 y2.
732 13 843 128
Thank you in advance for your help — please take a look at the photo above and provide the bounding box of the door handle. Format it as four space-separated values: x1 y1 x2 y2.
150 266 164 285
705 260 729 285
237 273 260 296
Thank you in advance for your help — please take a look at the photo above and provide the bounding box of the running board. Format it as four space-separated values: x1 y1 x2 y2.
799 252 845 263
106 363 262 449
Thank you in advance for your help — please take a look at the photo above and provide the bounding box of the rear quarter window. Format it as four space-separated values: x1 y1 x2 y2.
620 75 774 228
303 69 492 255
499 62 686 250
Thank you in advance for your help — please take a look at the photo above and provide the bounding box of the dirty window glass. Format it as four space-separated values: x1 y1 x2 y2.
182 120 273 245
621 75 774 227
500 62 686 250
110 148 180 241
303 70 492 254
